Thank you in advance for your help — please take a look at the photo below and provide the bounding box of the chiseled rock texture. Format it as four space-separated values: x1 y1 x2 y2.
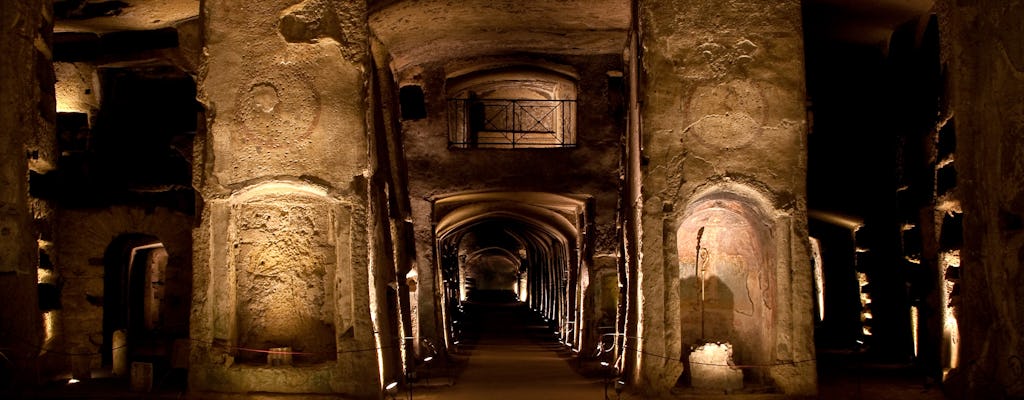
635 0 815 396
0 0 51 387
941 0 1024 398
191 0 378 397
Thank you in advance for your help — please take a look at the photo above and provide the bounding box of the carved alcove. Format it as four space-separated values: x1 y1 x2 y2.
231 186 340 365
675 185 778 388
193 181 359 394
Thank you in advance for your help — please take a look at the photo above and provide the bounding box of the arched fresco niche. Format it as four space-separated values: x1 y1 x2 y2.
230 184 339 364
676 190 776 386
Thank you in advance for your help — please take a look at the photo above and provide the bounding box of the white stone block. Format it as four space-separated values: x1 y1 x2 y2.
689 342 743 391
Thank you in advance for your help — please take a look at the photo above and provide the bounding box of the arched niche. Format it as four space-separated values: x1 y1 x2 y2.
227 182 341 364
676 187 776 386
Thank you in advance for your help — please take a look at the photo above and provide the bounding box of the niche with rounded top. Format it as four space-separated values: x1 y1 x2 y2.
676 188 776 387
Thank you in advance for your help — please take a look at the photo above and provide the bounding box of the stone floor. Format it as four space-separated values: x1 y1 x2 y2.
7 302 948 400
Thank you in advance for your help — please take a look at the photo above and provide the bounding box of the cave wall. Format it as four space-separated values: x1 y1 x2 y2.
940 1 1024 398
56 206 192 376
190 0 380 396
0 0 50 390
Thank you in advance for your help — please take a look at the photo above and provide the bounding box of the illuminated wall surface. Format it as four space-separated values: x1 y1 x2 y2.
2 1 1024 399
232 193 338 364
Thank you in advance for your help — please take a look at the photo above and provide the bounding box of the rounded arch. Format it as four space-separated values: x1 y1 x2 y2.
674 183 780 386
445 63 579 101
102 233 168 369
432 191 591 350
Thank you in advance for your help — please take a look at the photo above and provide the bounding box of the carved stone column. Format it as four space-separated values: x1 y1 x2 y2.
633 0 816 395
190 0 379 397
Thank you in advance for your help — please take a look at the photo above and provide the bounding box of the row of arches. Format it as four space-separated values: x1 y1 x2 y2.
426 184 789 391
432 192 590 351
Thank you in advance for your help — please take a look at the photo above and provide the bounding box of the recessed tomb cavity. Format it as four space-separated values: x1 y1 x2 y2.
676 189 776 390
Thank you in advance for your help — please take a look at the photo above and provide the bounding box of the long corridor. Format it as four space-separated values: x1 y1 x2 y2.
412 295 607 400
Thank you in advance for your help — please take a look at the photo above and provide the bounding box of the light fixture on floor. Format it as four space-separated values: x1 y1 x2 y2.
600 361 616 400
384 381 399 399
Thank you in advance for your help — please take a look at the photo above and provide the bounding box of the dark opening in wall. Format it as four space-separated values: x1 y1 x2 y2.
29 171 60 199
38 283 62 311
939 212 963 251
399 85 426 120
937 120 956 162
936 163 957 197
39 248 54 269
902 224 922 259
94 66 197 190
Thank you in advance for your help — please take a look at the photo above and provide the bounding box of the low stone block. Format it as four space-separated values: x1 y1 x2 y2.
689 342 743 391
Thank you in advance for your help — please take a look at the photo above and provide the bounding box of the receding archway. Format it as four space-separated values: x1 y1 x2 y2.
102 234 176 375
432 191 591 352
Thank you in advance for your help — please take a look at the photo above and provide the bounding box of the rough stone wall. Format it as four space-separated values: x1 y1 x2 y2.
635 0 814 395
940 1 1024 398
55 206 192 374
192 0 379 396
399 54 625 347
0 0 50 390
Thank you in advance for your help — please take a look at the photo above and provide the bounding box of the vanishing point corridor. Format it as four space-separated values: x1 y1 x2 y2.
412 293 606 400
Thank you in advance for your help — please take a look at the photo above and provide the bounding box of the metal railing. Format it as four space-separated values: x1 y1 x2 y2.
447 98 576 149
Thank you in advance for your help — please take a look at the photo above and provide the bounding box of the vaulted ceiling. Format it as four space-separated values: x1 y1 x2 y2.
54 0 936 54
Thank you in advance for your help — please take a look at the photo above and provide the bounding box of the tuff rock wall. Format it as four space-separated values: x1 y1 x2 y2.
0 0 51 390
941 1 1024 398
190 0 381 396
633 0 815 395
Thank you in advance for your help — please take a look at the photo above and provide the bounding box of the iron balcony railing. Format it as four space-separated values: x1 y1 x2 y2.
447 98 577 149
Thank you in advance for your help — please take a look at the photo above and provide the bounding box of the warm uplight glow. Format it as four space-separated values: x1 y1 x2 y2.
857 272 873 337
936 199 961 213
940 249 961 378
911 306 919 357
67 378 80 385
38 268 56 284
810 237 825 321
42 310 59 354
384 381 399 398
808 210 864 231
688 342 743 390
367 255 387 388
236 180 331 199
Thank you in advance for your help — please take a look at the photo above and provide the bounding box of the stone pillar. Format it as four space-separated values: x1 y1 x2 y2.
190 0 378 397
634 0 815 396
0 0 49 389
939 1 1024 398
